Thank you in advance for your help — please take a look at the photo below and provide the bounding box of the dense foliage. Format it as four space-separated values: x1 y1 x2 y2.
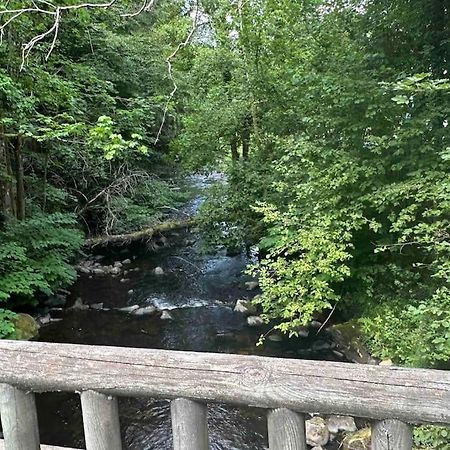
173 0 450 373
1 0 449 445
0 0 190 325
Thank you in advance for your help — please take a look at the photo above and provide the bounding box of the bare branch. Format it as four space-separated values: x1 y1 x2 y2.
0 0 160 69
154 0 199 144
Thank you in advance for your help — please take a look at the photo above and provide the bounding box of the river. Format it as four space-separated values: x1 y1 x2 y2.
36 175 343 449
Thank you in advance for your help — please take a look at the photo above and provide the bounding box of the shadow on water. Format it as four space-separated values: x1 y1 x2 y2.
36 176 343 449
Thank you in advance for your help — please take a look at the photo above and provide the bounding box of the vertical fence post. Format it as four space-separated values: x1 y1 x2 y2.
80 390 123 450
0 384 40 450
267 408 307 450
171 398 209 450
372 419 413 450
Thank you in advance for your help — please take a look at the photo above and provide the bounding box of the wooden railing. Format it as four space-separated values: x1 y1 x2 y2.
0 340 448 450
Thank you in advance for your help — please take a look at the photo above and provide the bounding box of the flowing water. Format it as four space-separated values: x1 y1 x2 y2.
36 175 344 449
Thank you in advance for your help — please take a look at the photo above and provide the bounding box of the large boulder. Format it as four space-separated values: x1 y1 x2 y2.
234 299 257 316
342 427 371 450
11 313 39 340
327 320 375 364
306 417 330 447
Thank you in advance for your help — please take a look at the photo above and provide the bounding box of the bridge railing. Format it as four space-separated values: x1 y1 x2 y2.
0 340 448 450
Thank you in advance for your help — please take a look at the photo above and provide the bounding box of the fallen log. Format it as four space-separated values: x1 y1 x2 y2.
84 219 195 247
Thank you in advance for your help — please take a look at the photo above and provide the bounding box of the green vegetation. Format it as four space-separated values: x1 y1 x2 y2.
171 0 450 373
0 0 190 332
1 0 449 377
0 0 449 444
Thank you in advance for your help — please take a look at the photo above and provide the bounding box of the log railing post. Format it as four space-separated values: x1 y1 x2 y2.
372 419 413 450
267 408 307 450
80 390 122 450
0 384 40 450
171 398 209 450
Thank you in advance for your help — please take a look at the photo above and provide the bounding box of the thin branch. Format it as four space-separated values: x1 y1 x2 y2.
154 0 199 144
0 0 161 70
316 303 337 335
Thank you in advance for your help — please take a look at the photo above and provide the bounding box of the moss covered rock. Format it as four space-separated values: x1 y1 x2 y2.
328 320 375 364
343 427 371 450
11 313 40 340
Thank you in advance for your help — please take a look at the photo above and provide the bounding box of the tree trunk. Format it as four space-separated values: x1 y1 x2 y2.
0 129 15 223
230 135 239 162
14 136 25 221
241 115 251 160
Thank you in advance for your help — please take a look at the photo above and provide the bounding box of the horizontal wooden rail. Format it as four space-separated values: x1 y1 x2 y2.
0 340 448 426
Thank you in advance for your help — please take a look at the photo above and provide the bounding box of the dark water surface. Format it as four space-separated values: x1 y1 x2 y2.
37 178 343 449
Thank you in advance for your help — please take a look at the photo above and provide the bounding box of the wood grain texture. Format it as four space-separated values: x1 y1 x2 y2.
171 398 209 450
372 419 413 450
80 390 122 450
0 384 40 450
0 340 448 425
0 442 79 450
268 408 306 450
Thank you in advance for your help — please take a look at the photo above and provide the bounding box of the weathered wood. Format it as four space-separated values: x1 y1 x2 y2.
372 419 413 450
0 340 449 425
0 442 79 450
85 219 194 247
171 398 209 450
268 408 306 450
80 390 122 450
0 384 40 450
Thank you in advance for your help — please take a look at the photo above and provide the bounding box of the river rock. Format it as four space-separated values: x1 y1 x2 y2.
93 255 104 261
154 267 164 275
306 417 329 447
244 281 259 290
160 310 174 320
38 314 51 326
114 261 123 268
133 306 156 316
122 259 132 265
311 447 324 450
110 267 121 276
93 268 105 275
11 314 40 340
379 359 393 366
120 278 130 283
327 415 357 434
234 299 257 316
117 305 140 313
342 427 371 450
90 303 104 310
295 325 309 338
78 266 91 274
267 333 283 342
71 298 89 311
310 320 323 329
312 340 333 352
327 320 375 364
128 289 134 295
247 316 264 327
